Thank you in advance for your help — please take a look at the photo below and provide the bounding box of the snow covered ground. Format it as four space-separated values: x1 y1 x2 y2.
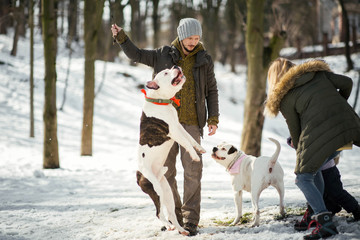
0 33 359 240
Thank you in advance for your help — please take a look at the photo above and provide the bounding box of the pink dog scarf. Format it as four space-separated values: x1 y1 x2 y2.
227 154 247 175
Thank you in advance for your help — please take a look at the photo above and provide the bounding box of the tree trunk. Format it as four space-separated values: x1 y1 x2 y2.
200 0 222 60
152 0 160 48
338 0 353 71
42 0 59 169
241 0 286 156
38 0 42 32
241 0 266 157
129 0 148 48
168 1 196 43
59 0 64 35
29 0 34 138
111 0 127 27
59 44 72 111
0 0 12 34
130 0 140 44
11 0 25 56
222 0 240 72
67 0 78 48
81 0 105 156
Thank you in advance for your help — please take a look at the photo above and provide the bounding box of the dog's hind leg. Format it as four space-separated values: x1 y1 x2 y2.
251 189 262 227
159 177 189 236
136 171 161 218
231 190 243 225
139 168 171 226
273 181 285 217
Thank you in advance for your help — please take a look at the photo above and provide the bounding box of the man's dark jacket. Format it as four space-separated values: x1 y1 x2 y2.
117 31 219 136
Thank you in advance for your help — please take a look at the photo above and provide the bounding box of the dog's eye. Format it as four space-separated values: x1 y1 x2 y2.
164 72 168 75
221 148 226 151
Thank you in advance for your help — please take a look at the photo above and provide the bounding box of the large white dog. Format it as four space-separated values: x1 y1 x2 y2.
136 66 206 236
211 138 285 227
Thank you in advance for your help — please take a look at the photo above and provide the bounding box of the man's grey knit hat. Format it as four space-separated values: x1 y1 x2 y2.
177 18 202 41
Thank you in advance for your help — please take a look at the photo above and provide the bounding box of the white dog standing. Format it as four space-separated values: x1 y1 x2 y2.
136 66 206 236
211 138 285 227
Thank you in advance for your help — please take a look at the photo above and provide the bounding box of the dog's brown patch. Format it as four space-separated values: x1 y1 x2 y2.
139 112 170 147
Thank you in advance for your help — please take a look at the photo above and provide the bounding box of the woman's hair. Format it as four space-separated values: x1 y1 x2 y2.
267 58 295 94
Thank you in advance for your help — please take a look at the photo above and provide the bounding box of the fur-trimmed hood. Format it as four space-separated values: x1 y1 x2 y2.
264 60 332 117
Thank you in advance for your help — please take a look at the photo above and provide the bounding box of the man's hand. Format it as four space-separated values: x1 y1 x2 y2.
111 24 122 39
208 125 217 136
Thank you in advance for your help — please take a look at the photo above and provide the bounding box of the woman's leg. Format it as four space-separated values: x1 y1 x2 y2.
295 171 328 214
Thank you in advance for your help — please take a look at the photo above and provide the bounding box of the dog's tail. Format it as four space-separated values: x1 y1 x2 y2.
268 138 281 173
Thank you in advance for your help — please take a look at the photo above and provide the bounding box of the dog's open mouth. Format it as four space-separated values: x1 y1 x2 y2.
171 69 185 86
211 153 225 160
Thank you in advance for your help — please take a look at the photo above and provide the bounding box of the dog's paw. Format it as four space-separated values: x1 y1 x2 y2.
179 230 189 236
195 145 206 154
251 222 260 227
230 218 240 226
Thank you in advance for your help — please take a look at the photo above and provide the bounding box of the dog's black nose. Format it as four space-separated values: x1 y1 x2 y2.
212 147 218 153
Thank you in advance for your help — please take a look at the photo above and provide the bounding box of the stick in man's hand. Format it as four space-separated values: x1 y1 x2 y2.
111 15 116 45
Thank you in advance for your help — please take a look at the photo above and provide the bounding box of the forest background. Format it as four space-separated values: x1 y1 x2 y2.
2 0 359 167
1 0 360 239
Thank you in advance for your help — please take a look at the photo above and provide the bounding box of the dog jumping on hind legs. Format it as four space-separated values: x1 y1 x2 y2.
135 66 206 236
211 138 285 227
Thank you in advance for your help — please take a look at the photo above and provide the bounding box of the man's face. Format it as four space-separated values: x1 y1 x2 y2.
181 35 200 54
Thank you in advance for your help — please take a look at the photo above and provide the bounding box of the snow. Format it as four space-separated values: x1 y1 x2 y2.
0 32 360 240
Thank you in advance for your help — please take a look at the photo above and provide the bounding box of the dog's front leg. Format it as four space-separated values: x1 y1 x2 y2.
231 190 243 225
169 125 204 161
179 126 206 154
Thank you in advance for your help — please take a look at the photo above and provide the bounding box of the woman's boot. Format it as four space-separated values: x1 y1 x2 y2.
303 212 338 240
294 205 314 231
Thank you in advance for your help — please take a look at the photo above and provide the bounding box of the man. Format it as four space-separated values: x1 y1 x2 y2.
111 18 219 236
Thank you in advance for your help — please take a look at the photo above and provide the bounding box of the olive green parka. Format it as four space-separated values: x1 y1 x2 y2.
265 60 360 174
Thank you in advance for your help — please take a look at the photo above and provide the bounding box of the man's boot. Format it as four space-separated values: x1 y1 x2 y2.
303 212 338 240
294 205 314 231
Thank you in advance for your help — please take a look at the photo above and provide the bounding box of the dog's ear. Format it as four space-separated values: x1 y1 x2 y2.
146 80 159 90
228 146 237 155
